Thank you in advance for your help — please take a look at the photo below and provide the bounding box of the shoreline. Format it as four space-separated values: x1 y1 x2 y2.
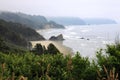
30 40 73 56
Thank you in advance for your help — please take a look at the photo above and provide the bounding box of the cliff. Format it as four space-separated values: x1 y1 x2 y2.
0 11 65 29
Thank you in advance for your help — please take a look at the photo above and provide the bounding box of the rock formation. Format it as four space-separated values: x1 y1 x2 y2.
49 34 65 41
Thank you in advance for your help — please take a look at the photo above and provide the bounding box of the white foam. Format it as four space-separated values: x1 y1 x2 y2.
102 41 114 44
65 26 74 31
81 29 91 33
69 32 77 35
81 43 86 46
97 36 104 39
37 24 120 58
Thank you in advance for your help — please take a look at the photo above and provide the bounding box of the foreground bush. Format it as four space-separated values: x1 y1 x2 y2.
0 52 98 80
96 43 120 80
0 43 120 80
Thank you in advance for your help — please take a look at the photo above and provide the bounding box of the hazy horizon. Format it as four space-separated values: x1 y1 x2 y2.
0 0 120 23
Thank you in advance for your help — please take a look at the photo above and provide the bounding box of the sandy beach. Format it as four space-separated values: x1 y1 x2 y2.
30 40 73 56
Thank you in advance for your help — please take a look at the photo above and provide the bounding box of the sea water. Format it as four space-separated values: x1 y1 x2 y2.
38 24 120 58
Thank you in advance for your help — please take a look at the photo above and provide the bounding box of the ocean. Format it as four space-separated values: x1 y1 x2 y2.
37 24 120 58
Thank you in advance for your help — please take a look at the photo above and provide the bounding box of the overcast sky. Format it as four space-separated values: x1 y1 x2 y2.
0 0 120 21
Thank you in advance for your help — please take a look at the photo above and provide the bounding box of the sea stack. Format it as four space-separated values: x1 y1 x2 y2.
49 34 65 41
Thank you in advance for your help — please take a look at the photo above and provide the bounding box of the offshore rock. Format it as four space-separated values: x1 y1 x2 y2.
49 34 65 41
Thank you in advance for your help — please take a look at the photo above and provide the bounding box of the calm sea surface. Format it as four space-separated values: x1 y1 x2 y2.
37 24 120 58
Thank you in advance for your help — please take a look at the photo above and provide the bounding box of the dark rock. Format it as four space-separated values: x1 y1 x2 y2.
80 37 85 39
49 34 65 41
49 36 57 40
56 34 65 40
87 38 90 40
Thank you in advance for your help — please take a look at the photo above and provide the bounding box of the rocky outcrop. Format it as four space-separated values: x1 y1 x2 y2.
49 34 65 41
79 37 90 40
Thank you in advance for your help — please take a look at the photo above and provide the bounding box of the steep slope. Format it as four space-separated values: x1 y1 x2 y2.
0 19 45 48
0 12 64 29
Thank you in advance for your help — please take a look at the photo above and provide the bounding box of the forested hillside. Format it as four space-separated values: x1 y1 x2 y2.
0 12 64 29
0 19 45 49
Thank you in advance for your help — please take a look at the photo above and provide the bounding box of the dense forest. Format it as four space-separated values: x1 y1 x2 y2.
0 19 46 53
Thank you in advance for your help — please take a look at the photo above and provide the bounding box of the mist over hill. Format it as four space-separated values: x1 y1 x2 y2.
0 11 64 29
83 18 117 25
47 17 86 25
48 17 117 26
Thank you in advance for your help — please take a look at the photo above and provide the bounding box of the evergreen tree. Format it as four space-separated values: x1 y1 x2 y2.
34 44 44 54
47 43 60 54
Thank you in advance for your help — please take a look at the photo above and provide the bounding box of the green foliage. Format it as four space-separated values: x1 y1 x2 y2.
106 43 120 58
32 44 44 55
0 19 45 48
0 52 98 80
0 37 26 54
96 43 120 79
0 40 120 80
71 52 98 80
47 43 60 54
97 65 119 80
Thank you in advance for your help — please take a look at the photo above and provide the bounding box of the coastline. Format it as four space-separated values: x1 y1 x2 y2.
30 40 73 56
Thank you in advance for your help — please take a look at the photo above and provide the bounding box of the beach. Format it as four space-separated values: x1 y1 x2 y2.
31 40 73 56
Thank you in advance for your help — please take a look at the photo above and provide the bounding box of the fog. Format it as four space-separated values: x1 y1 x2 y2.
0 0 120 22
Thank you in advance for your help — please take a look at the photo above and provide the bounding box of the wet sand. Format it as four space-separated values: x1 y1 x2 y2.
30 40 73 56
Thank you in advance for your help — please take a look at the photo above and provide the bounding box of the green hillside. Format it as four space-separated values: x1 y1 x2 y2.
0 12 64 29
0 19 45 52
